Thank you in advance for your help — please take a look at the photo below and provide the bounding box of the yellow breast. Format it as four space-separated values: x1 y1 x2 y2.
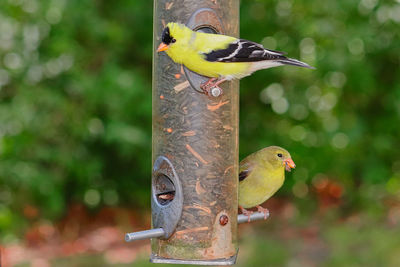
165 29 250 79
238 165 285 208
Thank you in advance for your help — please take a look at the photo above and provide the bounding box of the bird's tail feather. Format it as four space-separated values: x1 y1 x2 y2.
277 57 315 69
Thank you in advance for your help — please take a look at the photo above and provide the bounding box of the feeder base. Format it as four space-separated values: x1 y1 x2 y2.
150 251 238 265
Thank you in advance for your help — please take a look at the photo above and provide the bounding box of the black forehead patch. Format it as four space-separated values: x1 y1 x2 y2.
161 27 173 45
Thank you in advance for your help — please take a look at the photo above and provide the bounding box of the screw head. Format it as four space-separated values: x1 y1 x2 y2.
219 215 229 226
211 87 221 97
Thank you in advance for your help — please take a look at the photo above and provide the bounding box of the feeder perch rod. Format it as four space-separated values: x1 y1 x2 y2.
125 228 165 242
125 212 269 242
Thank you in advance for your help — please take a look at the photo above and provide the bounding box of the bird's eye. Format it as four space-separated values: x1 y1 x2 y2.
171 38 176 43
277 153 283 158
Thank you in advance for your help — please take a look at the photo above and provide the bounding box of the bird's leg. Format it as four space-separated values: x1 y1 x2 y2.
239 205 253 222
212 78 228 87
200 77 218 95
256 205 270 220
200 77 227 97
200 77 218 90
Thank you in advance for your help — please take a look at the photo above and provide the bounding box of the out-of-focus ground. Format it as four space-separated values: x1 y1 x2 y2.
3 194 400 266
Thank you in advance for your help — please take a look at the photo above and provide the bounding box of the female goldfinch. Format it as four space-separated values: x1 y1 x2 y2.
239 146 295 221
157 22 313 95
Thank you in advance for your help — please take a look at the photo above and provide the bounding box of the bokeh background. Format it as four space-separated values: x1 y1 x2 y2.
1 0 400 266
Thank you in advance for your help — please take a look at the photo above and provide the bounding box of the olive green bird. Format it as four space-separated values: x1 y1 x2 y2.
239 146 296 220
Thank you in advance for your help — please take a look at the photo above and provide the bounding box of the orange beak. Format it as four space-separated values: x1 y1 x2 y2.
157 42 169 52
284 158 296 172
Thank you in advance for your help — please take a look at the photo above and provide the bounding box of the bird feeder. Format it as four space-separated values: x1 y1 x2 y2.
125 0 268 265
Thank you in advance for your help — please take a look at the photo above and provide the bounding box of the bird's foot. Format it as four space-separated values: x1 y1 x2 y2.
239 205 253 222
200 78 217 95
256 205 270 220
200 77 218 88
200 78 226 97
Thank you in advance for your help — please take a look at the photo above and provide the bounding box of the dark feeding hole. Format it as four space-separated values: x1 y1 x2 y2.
154 173 175 205
195 26 217 34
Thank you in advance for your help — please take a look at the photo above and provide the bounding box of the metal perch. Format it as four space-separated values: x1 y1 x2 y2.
125 212 270 242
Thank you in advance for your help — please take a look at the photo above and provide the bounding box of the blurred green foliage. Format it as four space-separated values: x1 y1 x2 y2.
0 0 154 234
239 0 400 211
1 0 400 245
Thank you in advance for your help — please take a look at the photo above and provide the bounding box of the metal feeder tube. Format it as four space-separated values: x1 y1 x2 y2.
151 0 240 264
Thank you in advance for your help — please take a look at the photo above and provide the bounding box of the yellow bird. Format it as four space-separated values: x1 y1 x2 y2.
157 22 313 95
239 146 295 220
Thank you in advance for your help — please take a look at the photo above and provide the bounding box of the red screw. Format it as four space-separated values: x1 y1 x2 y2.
219 215 229 226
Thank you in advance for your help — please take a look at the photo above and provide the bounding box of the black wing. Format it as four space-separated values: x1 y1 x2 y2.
204 39 286 63
239 169 250 182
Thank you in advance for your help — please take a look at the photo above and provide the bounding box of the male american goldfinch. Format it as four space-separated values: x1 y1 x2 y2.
239 146 295 221
157 22 313 95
